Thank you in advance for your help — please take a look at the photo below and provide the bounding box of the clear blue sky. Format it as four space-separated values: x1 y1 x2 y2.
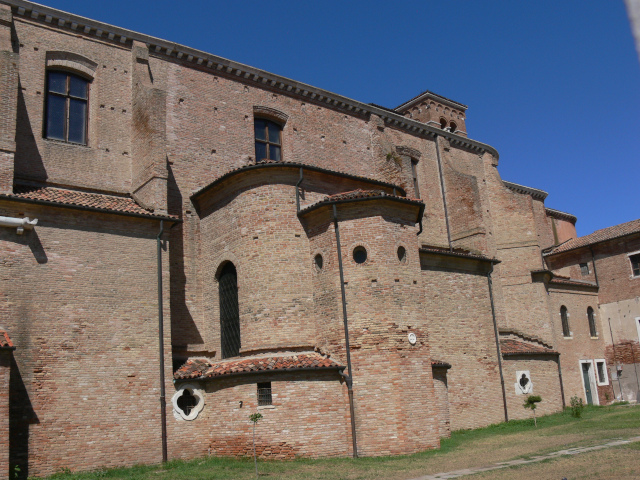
38 0 639 236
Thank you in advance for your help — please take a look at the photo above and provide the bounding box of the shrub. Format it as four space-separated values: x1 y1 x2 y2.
570 395 584 418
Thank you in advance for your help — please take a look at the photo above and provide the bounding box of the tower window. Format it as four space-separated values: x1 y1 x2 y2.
254 118 282 162
439 117 447 129
45 70 89 145
449 121 457 133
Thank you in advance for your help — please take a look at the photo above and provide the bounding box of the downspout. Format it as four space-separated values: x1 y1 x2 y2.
0 215 38 234
295 167 304 213
157 220 168 463
487 263 508 422
434 135 452 251
332 204 358 458
556 355 567 409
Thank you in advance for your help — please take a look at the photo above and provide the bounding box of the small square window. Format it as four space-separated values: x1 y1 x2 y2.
630 253 640 277
580 263 589 276
257 382 272 406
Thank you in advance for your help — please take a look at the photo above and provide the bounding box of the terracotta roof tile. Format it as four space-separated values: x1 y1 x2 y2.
174 352 344 380
500 339 558 356
3 185 178 219
298 189 423 216
0 330 14 349
420 245 499 263
545 218 640 255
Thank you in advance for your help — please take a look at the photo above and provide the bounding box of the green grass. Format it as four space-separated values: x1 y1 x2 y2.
36 404 640 480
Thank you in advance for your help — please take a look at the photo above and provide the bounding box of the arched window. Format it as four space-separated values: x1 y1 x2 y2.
219 263 240 358
439 117 447 129
560 306 570 337
45 70 89 144
587 307 597 337
254 118 282 162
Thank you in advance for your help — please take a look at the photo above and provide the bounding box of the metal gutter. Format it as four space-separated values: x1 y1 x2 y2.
7 0 500 161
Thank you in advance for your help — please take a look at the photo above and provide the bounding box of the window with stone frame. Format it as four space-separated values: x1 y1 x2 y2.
254 118 282 162
560 305 570 337
45 70 89 145
630 253 640 277
257 382 272 406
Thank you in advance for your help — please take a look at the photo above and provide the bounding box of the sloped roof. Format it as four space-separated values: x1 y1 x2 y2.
2 185 178 220
544 218 640 255
0 330 15 349
174 352 344 381
298 189 423 216
420 245 499 263
500 339 558 356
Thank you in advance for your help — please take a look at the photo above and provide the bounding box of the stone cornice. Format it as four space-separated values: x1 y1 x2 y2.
5 0 500 161
545 208 577 224
502 181 548 200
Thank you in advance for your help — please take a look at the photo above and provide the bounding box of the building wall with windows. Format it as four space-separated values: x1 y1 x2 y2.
0 1 622 477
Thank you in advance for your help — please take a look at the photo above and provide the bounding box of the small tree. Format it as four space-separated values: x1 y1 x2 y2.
249 413 263 479
569 395 584 418
523 395 542 426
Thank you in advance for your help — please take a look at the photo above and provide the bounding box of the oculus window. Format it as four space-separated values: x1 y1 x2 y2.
45 71 88 145
254 118 282 162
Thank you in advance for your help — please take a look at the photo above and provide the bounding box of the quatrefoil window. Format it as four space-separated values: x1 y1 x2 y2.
171 384 205 421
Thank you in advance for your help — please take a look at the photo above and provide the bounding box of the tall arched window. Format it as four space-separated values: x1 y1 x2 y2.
587 307 597 337
219 263 240 358
560 305 570 337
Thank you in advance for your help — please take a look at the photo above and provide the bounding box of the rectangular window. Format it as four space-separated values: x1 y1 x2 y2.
630 253 640 277
595 359 609 385
254 119 282 162
580 263 589 275
257 382 272 406
45 71 89 145
410 159 420 199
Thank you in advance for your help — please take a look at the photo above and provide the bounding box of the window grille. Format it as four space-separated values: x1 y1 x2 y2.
219 263 240 358
257 382 272 406
560 306 570 337
580 263 589 275
176 389 198 416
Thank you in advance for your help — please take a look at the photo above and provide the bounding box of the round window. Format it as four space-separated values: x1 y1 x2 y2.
314 253 324 271
353 246 367 264
397 246 407 263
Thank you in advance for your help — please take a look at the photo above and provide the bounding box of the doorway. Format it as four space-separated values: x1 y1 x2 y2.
580 360 599 405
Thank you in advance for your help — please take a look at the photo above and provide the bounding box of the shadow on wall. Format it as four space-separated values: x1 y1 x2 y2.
9 356 39 480
14 84 47 184
167 163 203 349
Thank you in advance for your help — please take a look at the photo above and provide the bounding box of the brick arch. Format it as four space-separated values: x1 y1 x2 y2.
45 51 98 79
253 105 289 124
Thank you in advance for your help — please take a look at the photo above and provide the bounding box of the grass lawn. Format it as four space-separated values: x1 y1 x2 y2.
41 404 640 480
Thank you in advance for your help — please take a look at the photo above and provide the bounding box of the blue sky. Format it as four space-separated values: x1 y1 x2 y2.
38 0 639 236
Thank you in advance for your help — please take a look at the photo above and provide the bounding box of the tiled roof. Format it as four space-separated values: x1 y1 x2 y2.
394 89 468 111
0 330 14 349
420 245 499 263
298 189 423 216
174 352 344 380
544 218 640 255
3 185 178 220
549 276 598 288
190 160 406 201
500 339 558 356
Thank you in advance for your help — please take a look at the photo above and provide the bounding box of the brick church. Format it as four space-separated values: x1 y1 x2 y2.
1 1 637 478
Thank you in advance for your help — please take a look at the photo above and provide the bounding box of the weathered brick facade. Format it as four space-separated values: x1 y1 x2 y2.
0 1 624 478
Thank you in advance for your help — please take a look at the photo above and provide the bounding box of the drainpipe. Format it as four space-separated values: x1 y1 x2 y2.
0 216 38 234
556 356 567 409
157 220 168 463
332 204 358 458
434 135 452 251
487 263 508 422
